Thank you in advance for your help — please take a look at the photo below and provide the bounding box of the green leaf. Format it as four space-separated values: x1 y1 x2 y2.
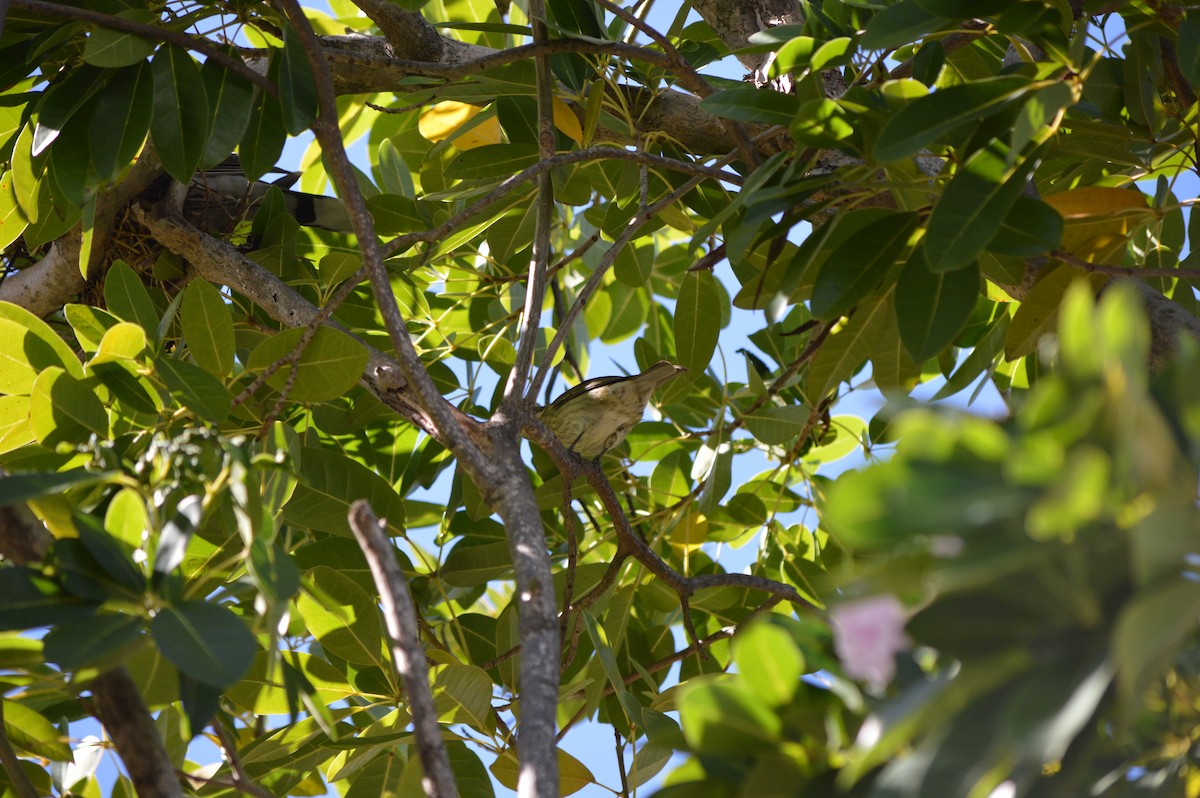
733 622 804 706
281 446 406 537
811 212 917 319
924 139 1042 272
808 294 890 401
0 301 86 379
0 396 33 454
678 677 781 756
366 194 425 235
3 700 72 761
862 1 951 50
296 566 383 667
29 367 108 445
150 600 257 688
873 76 1031 161
180 280 235 378
699 87 800 126
65 303 121 352
0 319 43 395
0 469 112 507
432 663 493 726
90 322 147 366
1179 13 1200 87
932 312 1010 400
81 11 156 67
0 171 28 251
150 46 211 183
1113 579 1200 710
279 25 318 135
790 98 855 149
990 196 1063 257
104 260 159 333
0 568 99 631
895 254 979 362
442 539 514 586
200 54 255 169
1005 265 1095 361
33 66 108 156
674 270 722 378
153 356 232 422
239 89 287 182
600 281 650 344
446 143 540 180
90 62 154 183
43 614 144 670
226 651 357 713
743 405 811 446
245 326 368 403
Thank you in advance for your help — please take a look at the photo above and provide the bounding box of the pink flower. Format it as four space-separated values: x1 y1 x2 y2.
831 595 910 689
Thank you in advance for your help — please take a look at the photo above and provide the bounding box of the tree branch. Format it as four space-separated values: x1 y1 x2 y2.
0 148 162 316
503 0 556 404
276 5 561 797
8 0 274 93
349 501 458 798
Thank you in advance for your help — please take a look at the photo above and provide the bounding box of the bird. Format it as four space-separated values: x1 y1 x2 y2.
186 156 352 233
539 360 687 461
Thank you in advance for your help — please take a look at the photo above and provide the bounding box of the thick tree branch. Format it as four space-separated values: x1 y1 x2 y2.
347 0 444 61
276 6 560 798
134 206 445 436
0 150 162 316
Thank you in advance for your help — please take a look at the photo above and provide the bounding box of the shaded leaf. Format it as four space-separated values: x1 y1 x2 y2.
150 600 257 688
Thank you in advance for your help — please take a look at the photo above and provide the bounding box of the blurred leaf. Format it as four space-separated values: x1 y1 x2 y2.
1113 579 1200 712
150 600 257 688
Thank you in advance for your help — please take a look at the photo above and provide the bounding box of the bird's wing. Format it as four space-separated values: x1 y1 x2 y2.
544 374 628 410
190 157 352 232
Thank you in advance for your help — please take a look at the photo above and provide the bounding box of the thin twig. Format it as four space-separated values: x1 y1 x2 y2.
382 146 742 259
348 501 459 798
614 727 629 798
679 595 709 660
212 723 274 798
1049 249 1200 278
526 144 745 402
503 0 556 402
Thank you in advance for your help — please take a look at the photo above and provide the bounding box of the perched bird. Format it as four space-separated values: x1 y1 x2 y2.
187 156 353 233
540 360 687 460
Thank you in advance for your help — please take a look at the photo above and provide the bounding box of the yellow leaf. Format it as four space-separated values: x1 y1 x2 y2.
1043 187 1152 258
553 97 584 143
454 114 502 150
671 512 709 549
418 101 484 142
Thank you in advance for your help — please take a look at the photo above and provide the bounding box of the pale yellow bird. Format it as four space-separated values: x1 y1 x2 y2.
539 361 687 460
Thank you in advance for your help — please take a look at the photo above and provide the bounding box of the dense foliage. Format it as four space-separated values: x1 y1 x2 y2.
1 0 1200 796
